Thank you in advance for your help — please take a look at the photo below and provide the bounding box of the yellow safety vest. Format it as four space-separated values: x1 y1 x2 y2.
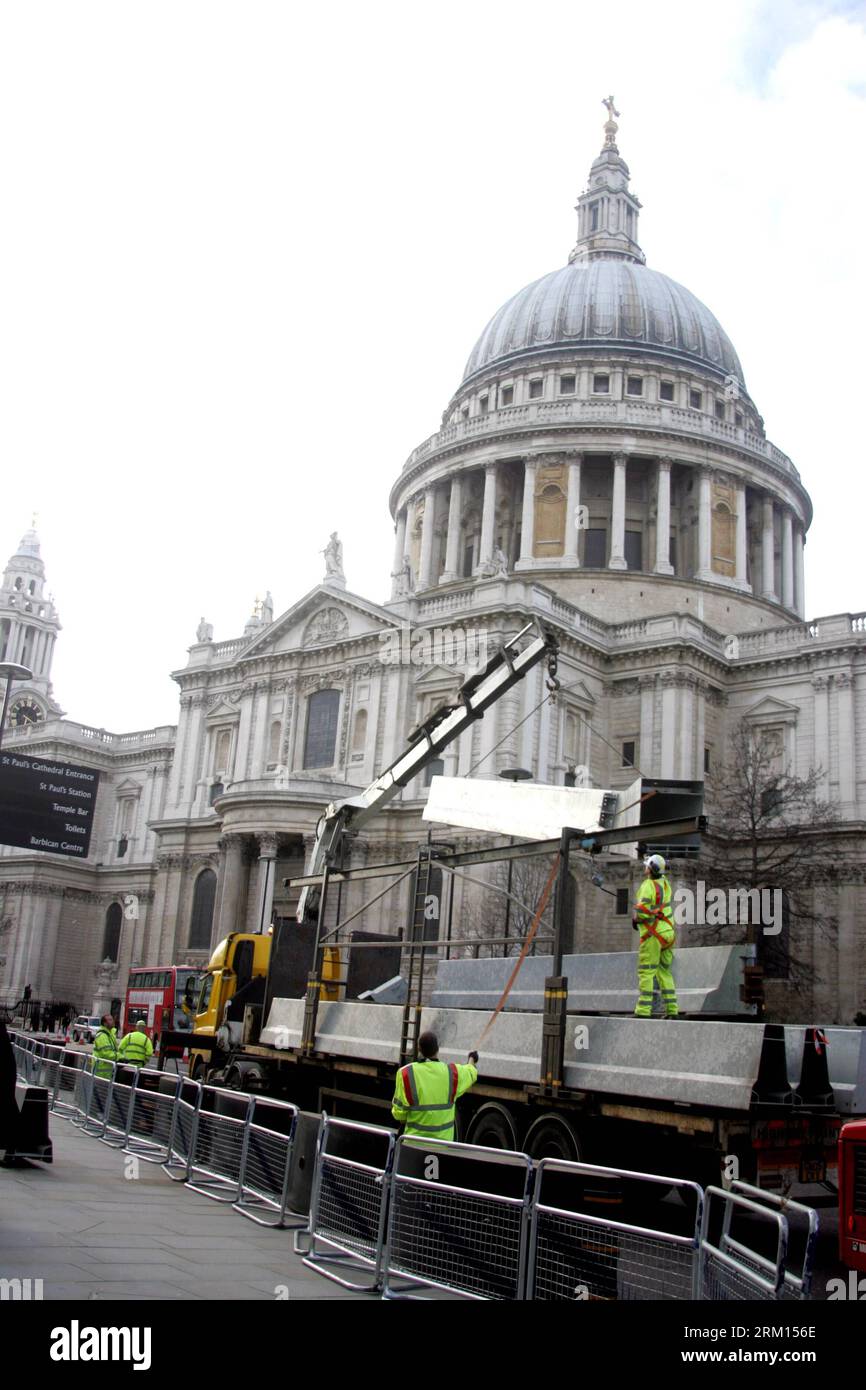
635 875 676 949
391 1058 477 1140
118 1030 153 1067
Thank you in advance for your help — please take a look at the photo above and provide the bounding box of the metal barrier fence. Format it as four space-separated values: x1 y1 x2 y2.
724 1180 818 1300
162 1079 203 1181
299 1115 397 1291
185 1088 254 1203
527 1160 704 1301
383 1136 534 1300
233 1096 303 1229
126 1073 183 1165
699 1186 788 1299
6 1033 821 1302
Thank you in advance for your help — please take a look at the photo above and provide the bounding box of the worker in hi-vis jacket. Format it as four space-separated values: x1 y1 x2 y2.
391 1031 478 1140
633 854 678 1018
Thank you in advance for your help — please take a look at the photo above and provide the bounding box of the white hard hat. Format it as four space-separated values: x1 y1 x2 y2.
644 854 666 875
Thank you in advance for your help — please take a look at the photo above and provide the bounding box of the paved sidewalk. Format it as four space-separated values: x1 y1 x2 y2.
0 1118 370 1301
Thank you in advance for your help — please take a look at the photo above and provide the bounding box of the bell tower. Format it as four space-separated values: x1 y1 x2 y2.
0 524 63 725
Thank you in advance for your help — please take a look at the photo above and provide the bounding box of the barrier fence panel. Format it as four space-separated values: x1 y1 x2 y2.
74 1066 116 1138
699 1186 788 1300
233 1097 304 1229
300 1115 397 1291
527 1160 704 1302
185 1088 254 1203
50 1049 90 1118
125 1072 182 1165
98 1067 137 1149
162 1079 202 1181
726 1180 818 1301
383 1137 534 1301
36 1044 65 1105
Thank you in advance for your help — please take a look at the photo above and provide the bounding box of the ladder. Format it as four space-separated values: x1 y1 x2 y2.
399 846 436 1063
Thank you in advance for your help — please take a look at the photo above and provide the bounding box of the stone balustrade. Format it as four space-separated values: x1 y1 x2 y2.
400 398 800 480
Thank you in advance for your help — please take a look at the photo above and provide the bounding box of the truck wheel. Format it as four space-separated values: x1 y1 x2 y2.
466 1103 519 1151
525 1114 582 1162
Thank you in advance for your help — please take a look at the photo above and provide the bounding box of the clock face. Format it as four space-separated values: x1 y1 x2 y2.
10 698 44 727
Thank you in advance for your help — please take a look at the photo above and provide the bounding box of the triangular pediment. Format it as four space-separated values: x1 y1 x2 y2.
742 695 799 724
413 663 463 690
235 584 403 660
114 778 143 795
205 697 241 721
565 680 596 708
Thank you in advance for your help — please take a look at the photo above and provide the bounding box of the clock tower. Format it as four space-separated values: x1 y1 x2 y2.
0 525 63 726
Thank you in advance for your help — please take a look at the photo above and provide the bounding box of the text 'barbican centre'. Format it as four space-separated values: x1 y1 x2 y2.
1 109 863 1024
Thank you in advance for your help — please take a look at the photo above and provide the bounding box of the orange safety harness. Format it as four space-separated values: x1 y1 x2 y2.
636 879 676 951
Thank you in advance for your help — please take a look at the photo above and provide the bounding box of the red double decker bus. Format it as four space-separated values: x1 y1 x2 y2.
123 965 200 1048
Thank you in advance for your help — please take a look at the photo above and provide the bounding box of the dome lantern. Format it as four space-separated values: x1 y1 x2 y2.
569 97 645 268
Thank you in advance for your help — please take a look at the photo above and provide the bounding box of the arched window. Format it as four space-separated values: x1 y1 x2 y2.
352 708 368 754
303 689 341 769
267 720 282 767
102 903 123 963
214 728 232 773
189 869 217 950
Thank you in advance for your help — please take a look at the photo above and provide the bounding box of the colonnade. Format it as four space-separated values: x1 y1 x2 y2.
392 452 806 616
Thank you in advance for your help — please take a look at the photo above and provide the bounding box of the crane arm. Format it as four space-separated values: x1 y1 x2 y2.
296 619 559 921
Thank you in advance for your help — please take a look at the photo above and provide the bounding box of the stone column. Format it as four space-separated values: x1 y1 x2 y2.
735 481 749 589
563 453 582 566
812 675 830 795
781 510 794 610
695 467 713 580
654 458 674 575
793 525 806 618
476 463 498 571
253 833 279 934
251 682 271 777
391 508 407 596
216 834 246 939
440 475 463 583
677 679 694 779
234 685 255 781
638 676 656 775
761 497 777 601
660 674 678 777
608 453 627 569
836 672 855 807
418 485 437 589
516 459 537 569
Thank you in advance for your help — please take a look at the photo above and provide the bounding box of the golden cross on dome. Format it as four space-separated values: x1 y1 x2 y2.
602 95 620 122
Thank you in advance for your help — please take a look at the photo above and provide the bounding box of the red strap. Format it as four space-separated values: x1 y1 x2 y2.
401 1065 416 1107
448 1063 459 1103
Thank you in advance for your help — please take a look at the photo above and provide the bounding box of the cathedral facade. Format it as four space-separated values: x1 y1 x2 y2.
2 111 864 1023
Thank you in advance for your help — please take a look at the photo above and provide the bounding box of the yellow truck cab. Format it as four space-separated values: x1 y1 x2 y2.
189 933 272 1079
188 930 339 1082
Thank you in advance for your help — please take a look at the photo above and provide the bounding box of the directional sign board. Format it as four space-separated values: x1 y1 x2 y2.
0 751 100 858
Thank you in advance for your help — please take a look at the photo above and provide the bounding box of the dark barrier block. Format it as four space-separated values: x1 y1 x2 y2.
11 1083 53 1163
285 1110 321 1215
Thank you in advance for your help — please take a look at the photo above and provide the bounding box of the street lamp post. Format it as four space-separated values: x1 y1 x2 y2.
498 767 532 952
0 663 34 755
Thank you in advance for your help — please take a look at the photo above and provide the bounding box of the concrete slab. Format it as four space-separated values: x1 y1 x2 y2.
431 945 757 1017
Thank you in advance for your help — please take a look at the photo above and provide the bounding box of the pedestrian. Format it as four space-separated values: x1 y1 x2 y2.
117 1018 153 1069
0 1020 20 1162
91 1014 119 1079
633 853 678 1018
391 1030 478 1140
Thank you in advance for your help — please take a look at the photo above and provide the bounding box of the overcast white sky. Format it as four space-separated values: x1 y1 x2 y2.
1 0 864 731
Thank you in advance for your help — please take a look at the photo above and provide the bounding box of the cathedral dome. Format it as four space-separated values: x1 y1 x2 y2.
461 259 745 388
